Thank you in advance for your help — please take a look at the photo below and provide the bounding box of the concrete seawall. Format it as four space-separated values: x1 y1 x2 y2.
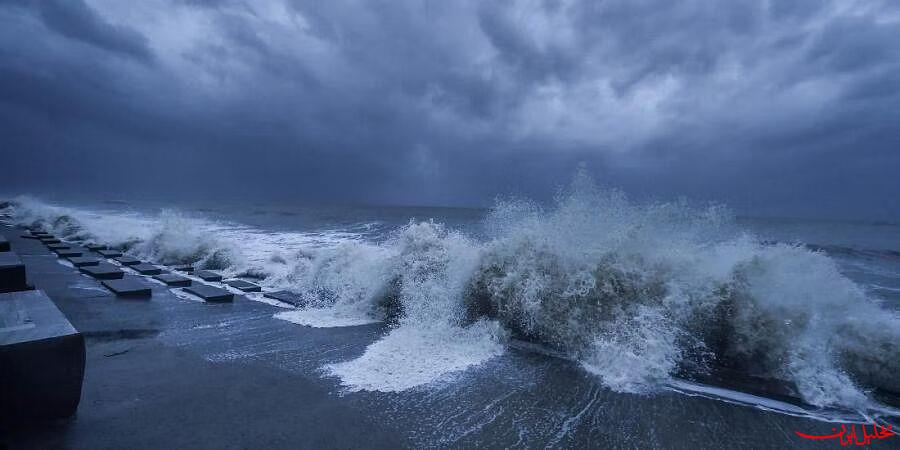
0 226 405 449
0 224 870 449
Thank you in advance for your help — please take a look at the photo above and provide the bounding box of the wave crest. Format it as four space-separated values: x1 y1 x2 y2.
6 196 241 270
5 174 898 410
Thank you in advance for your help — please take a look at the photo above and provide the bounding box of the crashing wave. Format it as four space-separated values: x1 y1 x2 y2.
4 173 898 410
5 196 242 270
266 171 898 407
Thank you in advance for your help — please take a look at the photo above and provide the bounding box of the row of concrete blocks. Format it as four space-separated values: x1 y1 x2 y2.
0 235 31 294
28 230 231 302
0 231 85 424
33 229 305 306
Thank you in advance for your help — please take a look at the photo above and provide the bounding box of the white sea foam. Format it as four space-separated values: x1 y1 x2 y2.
8 196 243 270
5 172 899 410
466 172 899 408
320 221 507 391
274 308 381 328
326 323 505 392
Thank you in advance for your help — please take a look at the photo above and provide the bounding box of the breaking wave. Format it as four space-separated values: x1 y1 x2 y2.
5 196 243 270
4 171 899 411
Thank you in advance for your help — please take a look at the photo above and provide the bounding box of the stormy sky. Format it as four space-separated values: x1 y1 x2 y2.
1 0 899 219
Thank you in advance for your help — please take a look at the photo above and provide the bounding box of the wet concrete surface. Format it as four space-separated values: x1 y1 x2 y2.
1 227 405 449
0 225 892 449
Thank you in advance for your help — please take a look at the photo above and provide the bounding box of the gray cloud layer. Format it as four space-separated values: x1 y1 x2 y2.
1 0 899 218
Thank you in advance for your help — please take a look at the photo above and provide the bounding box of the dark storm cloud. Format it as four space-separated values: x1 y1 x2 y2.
1 0 899 218
36 0 153 61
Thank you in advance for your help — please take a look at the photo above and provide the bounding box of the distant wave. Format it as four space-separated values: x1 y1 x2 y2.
803 243 900 260
6 196 243 270
4 172 899 413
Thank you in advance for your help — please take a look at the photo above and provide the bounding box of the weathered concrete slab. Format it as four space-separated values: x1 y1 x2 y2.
132 263 163 276
0 234 9 252
154 273 192 287
184 284 234 303
47 243 71 251
170 264 194 273
0 290 85 422
101 277 152 298
225 279 262 292
113 256 140 266
194 270 223 282
263 290 306 307
96 249 123 258
0 251 28 293
80 264 124 280
55 248 86 258
85 243 107 251
67 257 100 267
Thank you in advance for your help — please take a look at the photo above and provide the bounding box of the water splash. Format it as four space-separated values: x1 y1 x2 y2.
6 172 898 411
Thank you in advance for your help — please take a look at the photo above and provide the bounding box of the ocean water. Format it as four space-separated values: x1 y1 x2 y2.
3 173 899 424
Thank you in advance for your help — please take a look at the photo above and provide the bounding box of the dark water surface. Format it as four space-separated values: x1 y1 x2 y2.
3 194 899 448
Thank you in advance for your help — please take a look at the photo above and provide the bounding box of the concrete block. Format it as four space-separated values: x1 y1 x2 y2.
113 256 140 266
0 290 85 422
79 264 124 280
170 264 194 273
101 278 151 298
154 273 191 287
55 248 86 258
131 263 163 276
0 234 9 252
67 257 100 267
225 279 261 292
194 270 223 282
263 290 306 307
184 285 234 303
0 251 28 293
85 243 107 251
96 249 123 258
47 243 71 251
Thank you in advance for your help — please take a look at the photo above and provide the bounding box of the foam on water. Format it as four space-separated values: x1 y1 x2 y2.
315 221 508 391
326 323 505 392
275 308 381 328
8 196 241 269
5 173 899 414
6 195 361 279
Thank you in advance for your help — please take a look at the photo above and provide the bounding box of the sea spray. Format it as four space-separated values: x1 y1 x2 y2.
4 176 899 410
6 196 242 271
297 171 898 404
323 221 506 391
136 209 240 269
464 172 899 407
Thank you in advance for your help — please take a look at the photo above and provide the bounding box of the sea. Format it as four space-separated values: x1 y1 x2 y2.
2 174 898 447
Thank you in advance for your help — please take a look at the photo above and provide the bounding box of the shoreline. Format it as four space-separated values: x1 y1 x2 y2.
1 225 405 449
0 224 885 448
